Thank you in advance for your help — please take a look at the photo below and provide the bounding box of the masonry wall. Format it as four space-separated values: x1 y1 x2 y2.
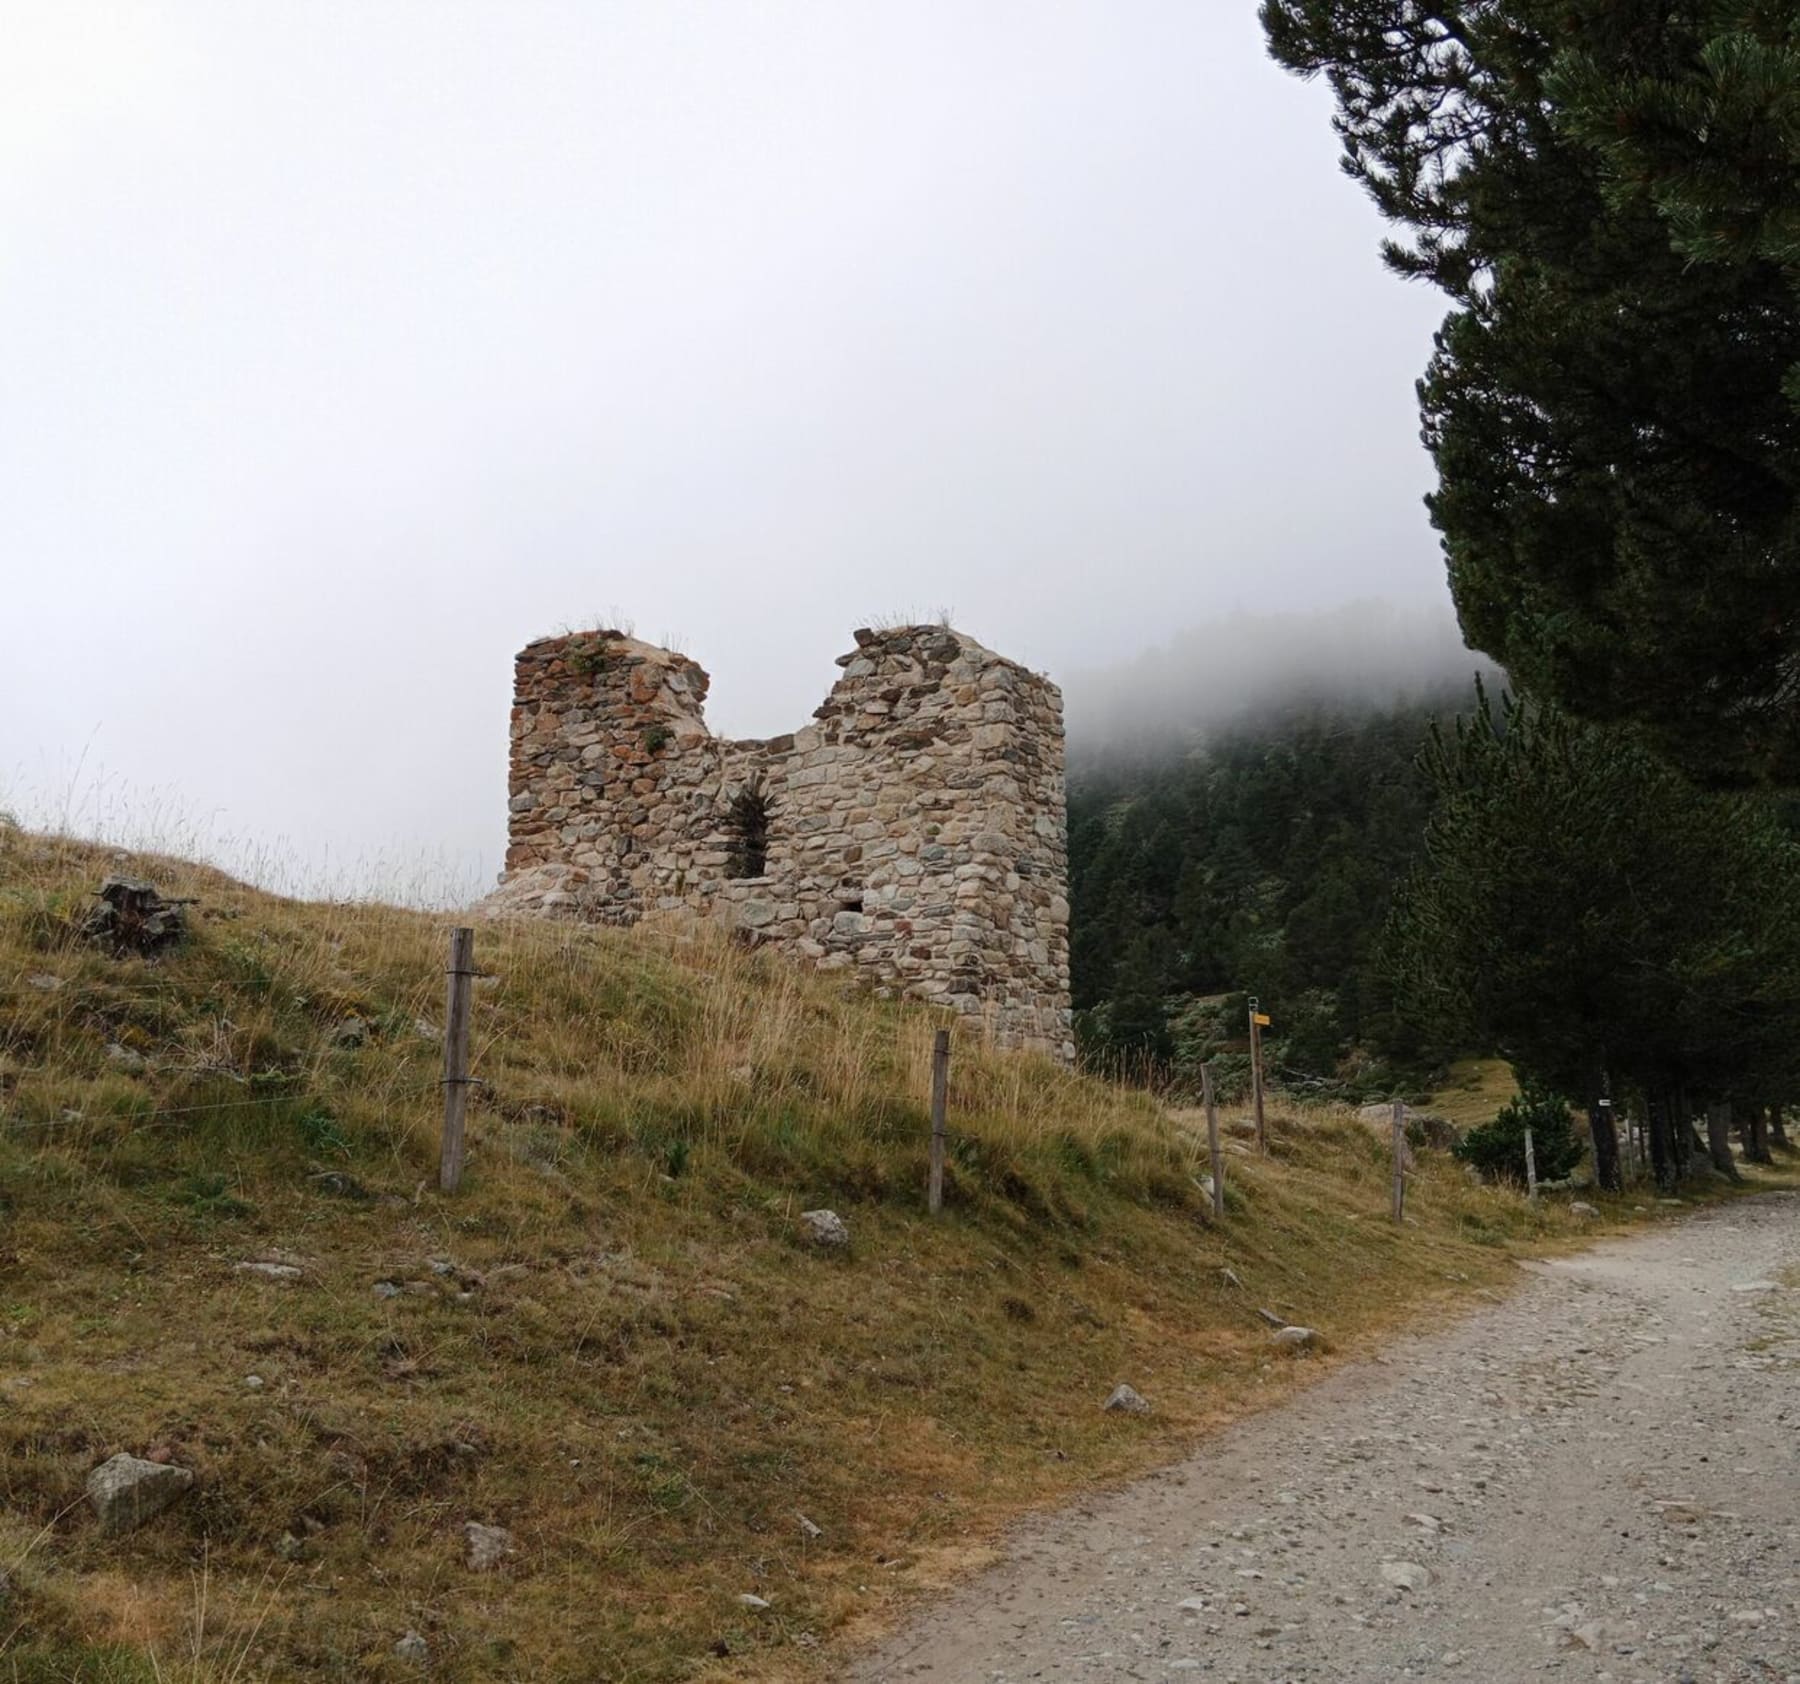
489 624 1072 1059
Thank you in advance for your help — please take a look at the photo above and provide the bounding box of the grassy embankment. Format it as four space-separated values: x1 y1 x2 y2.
1423 1056 1519 1132
0 824 1761 1683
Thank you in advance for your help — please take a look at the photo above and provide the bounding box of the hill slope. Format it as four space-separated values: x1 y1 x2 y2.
1069 693 1466 1089
2 824 1610 1682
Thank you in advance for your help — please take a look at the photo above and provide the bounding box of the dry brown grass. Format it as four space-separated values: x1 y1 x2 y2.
2 822 1767 1684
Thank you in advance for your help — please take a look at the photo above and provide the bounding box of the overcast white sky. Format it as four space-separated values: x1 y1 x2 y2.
1 2 1452 899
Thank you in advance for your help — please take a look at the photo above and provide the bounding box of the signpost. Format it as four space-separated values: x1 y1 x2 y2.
1248 999 1270 1152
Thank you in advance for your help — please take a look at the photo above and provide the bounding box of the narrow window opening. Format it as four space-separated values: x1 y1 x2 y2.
726 780 770 878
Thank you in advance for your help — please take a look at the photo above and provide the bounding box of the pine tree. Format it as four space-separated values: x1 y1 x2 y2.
1383 683 1800 1186
1263 3 1800 786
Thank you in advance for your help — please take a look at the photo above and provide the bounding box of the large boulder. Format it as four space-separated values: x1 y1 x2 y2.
1355 1102 1460 1151
87 1453 193 1534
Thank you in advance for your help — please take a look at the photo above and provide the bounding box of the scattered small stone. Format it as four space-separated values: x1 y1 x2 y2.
1730 1280 1780 1294
275 1532 305 1561
26 972 63 991
1405 1512 1442 1532
1220 1267 1243 1289
1177 1596 1209 1613
235 1261 302 1282
1104 1383 1151 1415
1272 1326 1319 1350
800 1209 849 1247
1380 1560 1432 1592
1569 1201 1599 1217
414 1018 440 1041
372 1280 401 1299
463 1520 514 1571
797 1512 823 1540
105 1042 146 1073
86 1453 194 1534
307 1170 369 1199
1255 1307 1288 1328
243 1374 264 1391
738 1592 772 1611
392 1631 429 1665
330 1016 369 1049
1568 1621 1608 1651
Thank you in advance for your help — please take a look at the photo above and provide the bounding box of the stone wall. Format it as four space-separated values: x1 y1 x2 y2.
489 623 1072 1059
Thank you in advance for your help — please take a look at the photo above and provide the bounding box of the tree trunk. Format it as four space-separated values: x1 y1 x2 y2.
1589 1097 1623 1193
1704 1102 1741 1179
1647 1087 1676 1191
1771 1107 1794 1153
1744 1103 1775 1166
1674 1088 1698 1177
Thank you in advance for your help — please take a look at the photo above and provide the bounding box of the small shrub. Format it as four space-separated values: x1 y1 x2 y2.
170 1173 254 1219
299 1107 350 1158
565 637 618 678
1454 1080 1583 1186
643 724 673 755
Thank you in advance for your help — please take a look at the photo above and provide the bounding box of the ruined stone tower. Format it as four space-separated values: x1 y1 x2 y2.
491 623 1073 1059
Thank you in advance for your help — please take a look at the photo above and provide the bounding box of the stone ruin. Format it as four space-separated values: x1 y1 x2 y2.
488 623 1073 1059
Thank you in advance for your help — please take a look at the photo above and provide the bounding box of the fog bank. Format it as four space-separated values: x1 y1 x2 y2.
1063 600 1498 765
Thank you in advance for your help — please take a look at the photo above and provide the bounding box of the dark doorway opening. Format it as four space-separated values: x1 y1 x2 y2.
726 781 770 878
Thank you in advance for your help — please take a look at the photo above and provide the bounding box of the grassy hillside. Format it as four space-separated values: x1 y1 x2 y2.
0 823 1656 1683
1423 1056 1519 1133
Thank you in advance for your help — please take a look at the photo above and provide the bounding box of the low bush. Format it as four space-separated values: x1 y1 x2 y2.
1454 1079 1584 1185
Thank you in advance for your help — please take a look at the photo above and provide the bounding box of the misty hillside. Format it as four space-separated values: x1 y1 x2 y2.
1066 613 1487 1093
1061 601 1495 765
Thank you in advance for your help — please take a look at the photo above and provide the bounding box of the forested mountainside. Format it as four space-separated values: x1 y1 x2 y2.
1067 689 1469 1094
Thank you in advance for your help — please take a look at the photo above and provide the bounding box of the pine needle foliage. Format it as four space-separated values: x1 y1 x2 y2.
1263 2 1800 786
1384 682 1800 1120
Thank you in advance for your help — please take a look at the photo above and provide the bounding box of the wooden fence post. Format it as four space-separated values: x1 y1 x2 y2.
1524 1125 1539 1201
927 1027 950 1214
1390 1097 1406 1223
439 926 476 1193
1202 1061 1224 1221
1248 998 1267 1153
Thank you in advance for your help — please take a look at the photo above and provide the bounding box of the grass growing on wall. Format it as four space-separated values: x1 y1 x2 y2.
0 823 1761 1683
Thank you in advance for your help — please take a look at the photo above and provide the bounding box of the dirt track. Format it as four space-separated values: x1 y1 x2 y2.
852 1194 1800 1684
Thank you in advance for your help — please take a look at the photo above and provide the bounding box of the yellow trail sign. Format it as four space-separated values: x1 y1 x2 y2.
1252 1012 1271 1027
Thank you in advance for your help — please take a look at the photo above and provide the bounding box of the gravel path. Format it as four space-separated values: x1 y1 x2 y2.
852 1193 1800 1684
